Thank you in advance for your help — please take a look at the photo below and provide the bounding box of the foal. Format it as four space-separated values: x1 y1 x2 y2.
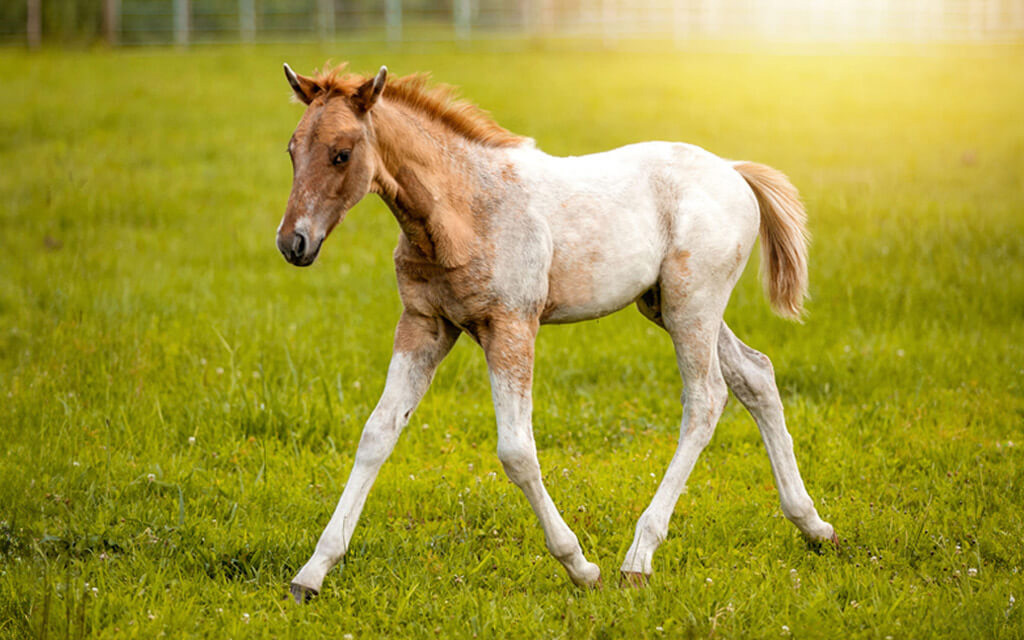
277 63 836 601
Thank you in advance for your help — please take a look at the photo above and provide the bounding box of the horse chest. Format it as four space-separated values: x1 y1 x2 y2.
394 252 501 325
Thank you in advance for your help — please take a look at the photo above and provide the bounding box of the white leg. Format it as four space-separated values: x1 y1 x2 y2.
717 323 834 542
290 313 459 602
483 318 601 587
620 311 729 582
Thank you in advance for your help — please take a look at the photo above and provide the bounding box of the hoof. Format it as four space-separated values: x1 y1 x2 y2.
290 582 319 604
619 571 649 589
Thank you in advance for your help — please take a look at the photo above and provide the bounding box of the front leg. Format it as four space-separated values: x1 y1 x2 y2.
481 317 601 588
290 312 459 602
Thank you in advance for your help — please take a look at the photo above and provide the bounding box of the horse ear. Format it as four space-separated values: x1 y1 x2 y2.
353 66 388 113
284 63 320 105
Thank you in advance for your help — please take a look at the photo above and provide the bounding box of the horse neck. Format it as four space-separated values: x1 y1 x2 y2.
370 102 484 268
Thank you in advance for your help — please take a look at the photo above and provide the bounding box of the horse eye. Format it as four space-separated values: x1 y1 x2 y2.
333 150 351 165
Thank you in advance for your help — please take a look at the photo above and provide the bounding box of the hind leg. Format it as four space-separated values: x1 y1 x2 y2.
718 323 835 542
621 267 731 580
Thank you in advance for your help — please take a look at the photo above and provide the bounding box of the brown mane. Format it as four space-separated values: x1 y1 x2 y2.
312 63 523 148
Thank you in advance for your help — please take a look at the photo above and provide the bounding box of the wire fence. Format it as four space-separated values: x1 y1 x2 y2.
5 0 1024 47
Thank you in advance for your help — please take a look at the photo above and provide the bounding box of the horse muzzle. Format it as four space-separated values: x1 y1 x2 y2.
277 228 323 267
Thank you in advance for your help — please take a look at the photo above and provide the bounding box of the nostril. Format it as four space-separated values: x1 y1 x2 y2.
293 231 307 257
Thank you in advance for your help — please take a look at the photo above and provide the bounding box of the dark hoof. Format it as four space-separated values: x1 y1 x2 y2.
290 582 318 604
619 571 649 589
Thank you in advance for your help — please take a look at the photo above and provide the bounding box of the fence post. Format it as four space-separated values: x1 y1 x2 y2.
103 0 120 45
1014 0 1024 34
27 0 41 48
239 0 255 41
318 0 334 41
386 0 401 45
672 0 685 48
985 0 1000 39
454 0 470 41
174 0 190 46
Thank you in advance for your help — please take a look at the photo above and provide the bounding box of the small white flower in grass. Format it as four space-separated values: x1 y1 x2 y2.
409 475 415 481
242 613 250 624
968 567 978 577
343 634 354 640
188 436 196 445
849 600 859 608
352 380 361 390
1009 594 1016 606
896 349 905 358
72 461 80 467
91 587 98 595
216 367 224 375
148 611 156 620
147 473 156 483
705 577 713 585
781 625 791 636
655 626 663 632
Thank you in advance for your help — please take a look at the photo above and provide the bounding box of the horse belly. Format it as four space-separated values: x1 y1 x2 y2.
541 213 662 324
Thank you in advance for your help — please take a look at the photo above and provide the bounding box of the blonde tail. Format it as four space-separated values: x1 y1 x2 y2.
733 161 809 320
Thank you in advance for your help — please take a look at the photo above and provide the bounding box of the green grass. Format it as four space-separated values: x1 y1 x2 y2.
1 42 1022 638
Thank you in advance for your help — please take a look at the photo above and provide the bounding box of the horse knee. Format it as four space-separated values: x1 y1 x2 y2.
497 438 539 485
354 418 401 468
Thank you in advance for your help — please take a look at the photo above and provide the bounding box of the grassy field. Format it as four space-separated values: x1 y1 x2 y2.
1 42 1022 638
